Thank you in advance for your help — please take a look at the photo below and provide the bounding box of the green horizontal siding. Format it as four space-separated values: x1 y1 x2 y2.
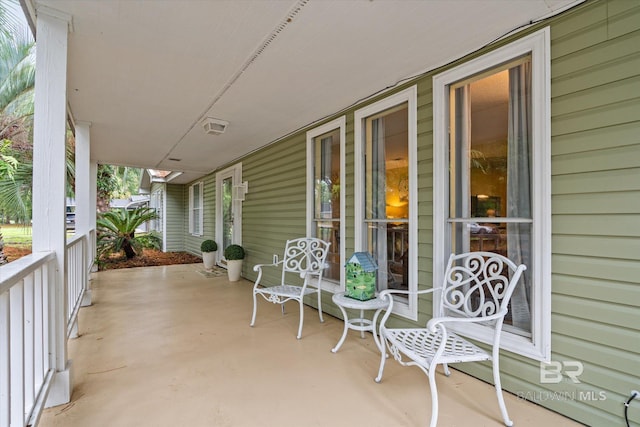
552 191 640 214
554 274 639 305
551 121 640 155
553 253 638 283
553 168 640 194
164 183 185 252
546 1 640 424
174 1 638 425
553 214 640 237
241 132 307 288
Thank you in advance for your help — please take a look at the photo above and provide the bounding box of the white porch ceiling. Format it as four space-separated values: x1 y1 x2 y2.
30 0 581 185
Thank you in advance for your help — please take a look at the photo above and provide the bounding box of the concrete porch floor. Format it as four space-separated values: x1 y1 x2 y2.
40 263 582 427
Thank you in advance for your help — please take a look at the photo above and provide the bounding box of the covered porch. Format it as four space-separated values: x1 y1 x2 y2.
39 264 580 427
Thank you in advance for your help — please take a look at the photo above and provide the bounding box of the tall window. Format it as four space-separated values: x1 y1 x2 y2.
450 56 533 333
355 87 417 319
151 189 163 233
307 117 345 292
189 181 203 236
433 29 551 360
365 104 409 291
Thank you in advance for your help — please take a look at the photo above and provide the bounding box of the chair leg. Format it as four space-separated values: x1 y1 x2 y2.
428 364 439 427
317 288 324 323
492 358 513 426
296 298 305 339
250 291 258 327
442 363 451 377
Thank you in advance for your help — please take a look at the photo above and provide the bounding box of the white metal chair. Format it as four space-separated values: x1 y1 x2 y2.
375 251 527 427
250 237 330 339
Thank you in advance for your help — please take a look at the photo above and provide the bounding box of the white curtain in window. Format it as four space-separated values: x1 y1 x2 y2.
507 62 532 331
321 136 332 219
372 118 388 289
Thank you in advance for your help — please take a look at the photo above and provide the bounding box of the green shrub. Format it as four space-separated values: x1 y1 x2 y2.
224 244 245 260
200 239 218 252
137 232 162 250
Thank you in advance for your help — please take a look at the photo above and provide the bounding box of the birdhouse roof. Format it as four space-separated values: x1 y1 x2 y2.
347 252 378 272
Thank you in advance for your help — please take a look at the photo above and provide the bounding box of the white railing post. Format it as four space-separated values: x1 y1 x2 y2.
9 282 25 427
24 274 35 419
81 233 92 307
65 235 89 340
0 291 9 427
1 253 57 427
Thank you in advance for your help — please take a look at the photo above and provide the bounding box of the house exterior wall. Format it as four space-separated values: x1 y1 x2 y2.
177 1 638 425
538 0 639 423
182 173 217 257
164 183 186 252
241 133 312 292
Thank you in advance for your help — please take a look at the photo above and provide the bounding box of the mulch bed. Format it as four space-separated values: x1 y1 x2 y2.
98 249 203 270
3 245 32 263
2 246 203 271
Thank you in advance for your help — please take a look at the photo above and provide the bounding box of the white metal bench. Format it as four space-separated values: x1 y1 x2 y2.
375 251 527 427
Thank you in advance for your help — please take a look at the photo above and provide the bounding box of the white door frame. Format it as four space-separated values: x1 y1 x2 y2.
216 163 243 265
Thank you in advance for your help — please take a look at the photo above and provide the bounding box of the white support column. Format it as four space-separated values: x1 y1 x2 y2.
31 8 73 408
89 162 97 232
75 121 93 306
89 160 98 273
74 121 91 236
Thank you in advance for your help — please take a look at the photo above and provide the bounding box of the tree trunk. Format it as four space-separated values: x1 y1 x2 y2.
96 195 110 213
122 241 136 259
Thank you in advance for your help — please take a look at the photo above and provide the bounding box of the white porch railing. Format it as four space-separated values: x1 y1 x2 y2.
0 229 95 427
65 232 94 339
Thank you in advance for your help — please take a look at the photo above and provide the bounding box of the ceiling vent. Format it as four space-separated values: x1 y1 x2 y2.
202 117 229 135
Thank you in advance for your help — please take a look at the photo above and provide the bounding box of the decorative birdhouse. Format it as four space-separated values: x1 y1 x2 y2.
345 252 378 301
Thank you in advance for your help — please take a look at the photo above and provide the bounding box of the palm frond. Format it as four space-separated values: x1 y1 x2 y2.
0 159 30 222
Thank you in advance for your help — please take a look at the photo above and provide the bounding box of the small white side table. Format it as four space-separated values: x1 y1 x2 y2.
331 292 390 353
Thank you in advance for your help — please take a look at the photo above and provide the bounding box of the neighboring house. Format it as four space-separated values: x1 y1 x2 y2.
139 169 185 251
165 2 638 426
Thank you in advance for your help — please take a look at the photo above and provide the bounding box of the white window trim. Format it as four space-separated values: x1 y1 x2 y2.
306 116 346 294
189 181 204 237
432 28 551 361
151 187 166 250
216 163 243 264
354 85 418 320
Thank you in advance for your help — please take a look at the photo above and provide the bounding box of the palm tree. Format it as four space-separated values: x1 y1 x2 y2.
0 0 35 118
0 0 34 224
96 207 159 259
0 0 25 40
0 131 17 265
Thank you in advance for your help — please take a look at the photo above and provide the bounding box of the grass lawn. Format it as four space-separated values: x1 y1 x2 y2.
1 224 32 245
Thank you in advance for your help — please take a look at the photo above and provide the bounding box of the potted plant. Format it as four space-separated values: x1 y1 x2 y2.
200 239 218 271
224 244 245 282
